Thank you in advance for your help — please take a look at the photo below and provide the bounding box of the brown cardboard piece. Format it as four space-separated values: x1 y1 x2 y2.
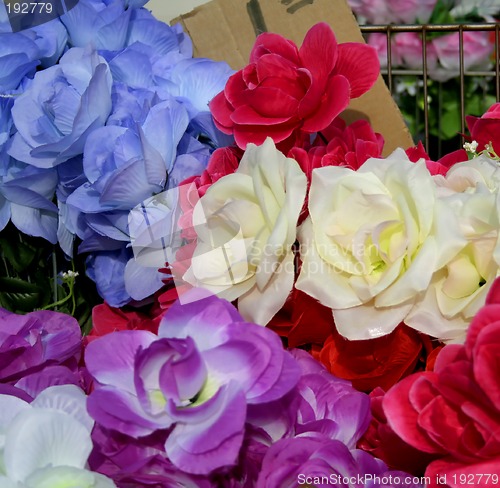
173 0 414 156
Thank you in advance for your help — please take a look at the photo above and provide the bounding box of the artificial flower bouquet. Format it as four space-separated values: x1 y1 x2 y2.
1 0 500 487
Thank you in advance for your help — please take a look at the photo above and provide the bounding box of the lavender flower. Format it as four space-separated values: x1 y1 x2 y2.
85 293 300 475
0 308 82 389
256 436 423 487
289 349 371 448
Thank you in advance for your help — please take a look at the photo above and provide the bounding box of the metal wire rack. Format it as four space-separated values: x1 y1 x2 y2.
360 23 500 156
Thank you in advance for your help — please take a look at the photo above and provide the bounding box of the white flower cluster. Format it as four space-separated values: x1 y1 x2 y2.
176 143 500 344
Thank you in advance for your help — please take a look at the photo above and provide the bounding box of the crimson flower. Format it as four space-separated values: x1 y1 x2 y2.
467 102 500 154
209 22 379 151
383 277 500 486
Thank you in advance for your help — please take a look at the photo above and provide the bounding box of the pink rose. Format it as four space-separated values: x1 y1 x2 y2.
393 32 438 70
348 0 392 23
358 388 438 476
383 278 500 486
388 0 436 23
209 22 379 151
349 0 436 25
367 33 390 69
432 31 493 81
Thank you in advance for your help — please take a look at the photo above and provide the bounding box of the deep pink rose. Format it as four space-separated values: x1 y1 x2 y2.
209 22 379 151
406 141 467 175
358 387 438 476
467 102 500 154
383 278 500 487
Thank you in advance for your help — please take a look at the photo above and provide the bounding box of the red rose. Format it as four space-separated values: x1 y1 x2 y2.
317 323 432 392
383 278 500 487
209 22 379 151
406 141 467 176
86 302 161 343
268 289 334 347
467 102 500 154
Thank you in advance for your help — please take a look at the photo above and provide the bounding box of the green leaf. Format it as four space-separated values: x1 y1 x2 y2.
0 236 38 273
0 277 49 313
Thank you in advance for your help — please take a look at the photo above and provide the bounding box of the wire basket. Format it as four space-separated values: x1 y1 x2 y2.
360 23 500 157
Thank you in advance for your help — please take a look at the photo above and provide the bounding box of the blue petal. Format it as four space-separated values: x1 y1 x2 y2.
168 58 234 116
127 9 191 57
86 248 131 306
10 203 57 243
124 257 164 300
86 211 130 241
109 45 154 89
142 99 189 171
0 195 10 231
23 20 68 68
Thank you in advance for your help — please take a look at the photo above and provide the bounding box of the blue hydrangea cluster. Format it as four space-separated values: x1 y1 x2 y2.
0 0 234 306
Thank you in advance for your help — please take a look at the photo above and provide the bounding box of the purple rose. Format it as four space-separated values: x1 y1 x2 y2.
289 349 371 448
89 425 213 487
85 293 300 475
257 436 423 488
0 308 82 387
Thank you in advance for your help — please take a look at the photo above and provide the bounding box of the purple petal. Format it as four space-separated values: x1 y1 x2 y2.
15 365 81 398
165 383 246 474
87 387 169 437
158 293 243 350
85 330 157 393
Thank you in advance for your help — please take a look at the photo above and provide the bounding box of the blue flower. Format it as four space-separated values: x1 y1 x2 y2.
61 0 131 51
85 246 131 307
126 9 192 58
124 0 149 8
160 57 234 118
107 12 194 90
23 20 69 68
0 2 11 33
9 47 113 168
0 32 40 91
0 95 14 175
0 160 58 242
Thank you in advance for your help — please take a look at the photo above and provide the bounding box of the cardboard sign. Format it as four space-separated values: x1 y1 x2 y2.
171 0 414 156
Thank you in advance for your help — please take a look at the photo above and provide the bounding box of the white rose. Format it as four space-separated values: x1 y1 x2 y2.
182 137 307 325
406 155 500 342
296 149 462 340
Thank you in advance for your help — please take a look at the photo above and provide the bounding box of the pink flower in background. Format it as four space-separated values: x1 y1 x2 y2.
209 22 379 151
349 0 436 24
367 34 390 69
389 0 437 23
348 0 392 23
432 31 493 80
393 33 438 70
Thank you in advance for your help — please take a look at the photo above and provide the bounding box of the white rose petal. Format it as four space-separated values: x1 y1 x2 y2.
297 149 450 339
182 137 307 325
